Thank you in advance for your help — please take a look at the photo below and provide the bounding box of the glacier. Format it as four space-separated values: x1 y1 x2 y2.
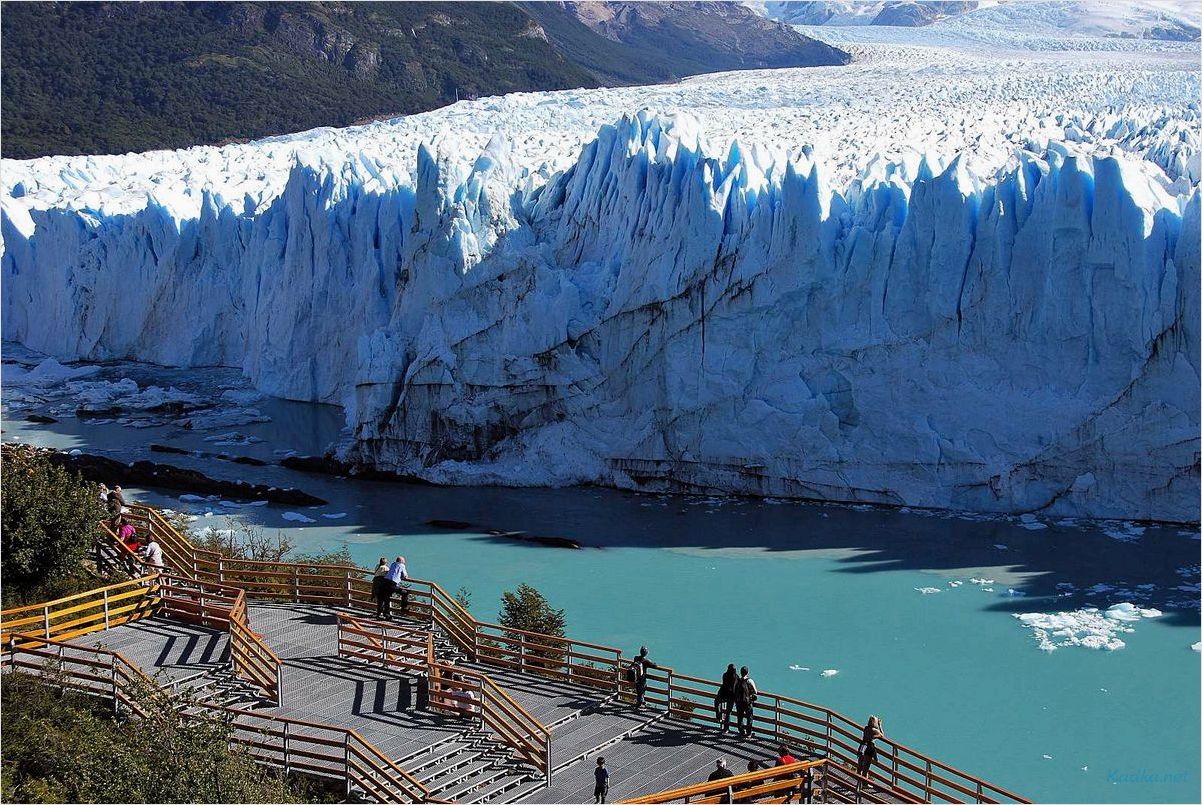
2 20 1199 523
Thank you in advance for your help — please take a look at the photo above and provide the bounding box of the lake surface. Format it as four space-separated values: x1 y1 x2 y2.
2 354 1198 803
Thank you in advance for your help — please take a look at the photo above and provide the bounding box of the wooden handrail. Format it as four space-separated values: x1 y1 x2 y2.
6 634 429 803
620 760 827 803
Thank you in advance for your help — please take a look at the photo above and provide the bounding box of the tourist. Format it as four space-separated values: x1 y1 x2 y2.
856 715 884 777
775 744 800 802
708 758 736 801
108 485 127 512
385 555 409 616
627 646 657 709
593 757 610 804
372 556 389 618
141 535 164 570
707 758 735 782
734 760 763 802
715 662 738 731
97 482 110 504
798 767 814 804
734 666 758 737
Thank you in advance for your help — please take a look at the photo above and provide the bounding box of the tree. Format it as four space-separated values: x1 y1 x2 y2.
498 583 567 674
1 445 110 605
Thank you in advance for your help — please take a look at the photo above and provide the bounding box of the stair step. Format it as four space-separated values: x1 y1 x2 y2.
464 772 532 804
413 746 485 783
441 767 527 802
495 776 549 804
426 759 504 794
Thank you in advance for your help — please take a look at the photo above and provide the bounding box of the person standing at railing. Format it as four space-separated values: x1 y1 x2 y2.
856 715 884 777
372 557 389 618
715 663 738 732
384 555 409 619
593 756 610 803
627 646 657 710
734 666 758 737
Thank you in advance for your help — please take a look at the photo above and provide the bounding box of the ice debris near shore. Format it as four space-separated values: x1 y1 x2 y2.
1 28 1197 522
1013 602 1163 651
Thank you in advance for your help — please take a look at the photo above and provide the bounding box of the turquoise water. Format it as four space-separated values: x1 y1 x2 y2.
2 361 1199 803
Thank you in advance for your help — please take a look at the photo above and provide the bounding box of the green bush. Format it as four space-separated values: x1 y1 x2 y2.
0 671 318 803
1 446 111 606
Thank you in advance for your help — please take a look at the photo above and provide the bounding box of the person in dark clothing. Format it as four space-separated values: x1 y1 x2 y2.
715 663 738 731
734 760 763 803
708 759 736 803
371 557 389 618
707 759 735 782
593 757 610 803
856 715 884 777
627 646 657 709
798 768 814 804
734 666 758 737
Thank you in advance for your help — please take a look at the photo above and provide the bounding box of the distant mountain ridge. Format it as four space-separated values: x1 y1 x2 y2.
754 0 1201 40
0 1 847 160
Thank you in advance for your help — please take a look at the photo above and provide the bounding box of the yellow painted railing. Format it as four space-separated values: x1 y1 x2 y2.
115 503 1028 804
620 759 829 804
0 576 158 647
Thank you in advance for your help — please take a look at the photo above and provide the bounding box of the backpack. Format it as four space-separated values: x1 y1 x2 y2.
626 659 642 684
735 676 756 704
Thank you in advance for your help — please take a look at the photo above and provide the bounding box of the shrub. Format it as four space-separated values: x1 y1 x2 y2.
1 445 110 605
0 671 316 802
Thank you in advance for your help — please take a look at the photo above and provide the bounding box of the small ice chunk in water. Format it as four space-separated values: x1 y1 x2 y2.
915 587 942 594
788 664 810 671
322 512 348 520
282 511 317 524
1192 642 1201 652
820 669 838 677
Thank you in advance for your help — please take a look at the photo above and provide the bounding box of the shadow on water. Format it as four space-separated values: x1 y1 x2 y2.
3 365 1198 629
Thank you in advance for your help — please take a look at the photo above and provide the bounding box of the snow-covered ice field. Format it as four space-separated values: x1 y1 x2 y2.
2 3 1199 521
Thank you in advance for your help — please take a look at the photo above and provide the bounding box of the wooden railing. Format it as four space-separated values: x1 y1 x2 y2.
3 634 430 803
336 613 553 784
0 576 158 649
120 504 1027 804
620 759 828 804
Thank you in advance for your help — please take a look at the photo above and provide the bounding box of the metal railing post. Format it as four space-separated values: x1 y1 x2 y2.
111 654 119 714
217 558 224 584
345 572 352 607
276 663 284 707
775 696 782 739
344 734 352 796
293 567 300 603
102 589 111 629
42 606 50 639
282 721 290 774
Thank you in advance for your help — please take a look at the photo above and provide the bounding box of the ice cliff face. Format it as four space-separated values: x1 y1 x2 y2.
3 109 1197 522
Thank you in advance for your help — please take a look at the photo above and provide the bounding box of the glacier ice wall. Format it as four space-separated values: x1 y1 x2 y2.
3 114 1198 522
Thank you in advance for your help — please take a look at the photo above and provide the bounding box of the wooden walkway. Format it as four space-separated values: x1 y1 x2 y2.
75 603 829 803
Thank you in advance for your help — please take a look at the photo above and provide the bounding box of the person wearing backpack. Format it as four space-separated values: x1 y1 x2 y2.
715 663 738 732
734 665 758 737
627 646 657 710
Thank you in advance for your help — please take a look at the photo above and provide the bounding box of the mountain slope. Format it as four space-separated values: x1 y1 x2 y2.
0 1 847 160
524 2 849 84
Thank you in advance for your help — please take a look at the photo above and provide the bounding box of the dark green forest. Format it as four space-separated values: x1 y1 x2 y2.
0 2 598 158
